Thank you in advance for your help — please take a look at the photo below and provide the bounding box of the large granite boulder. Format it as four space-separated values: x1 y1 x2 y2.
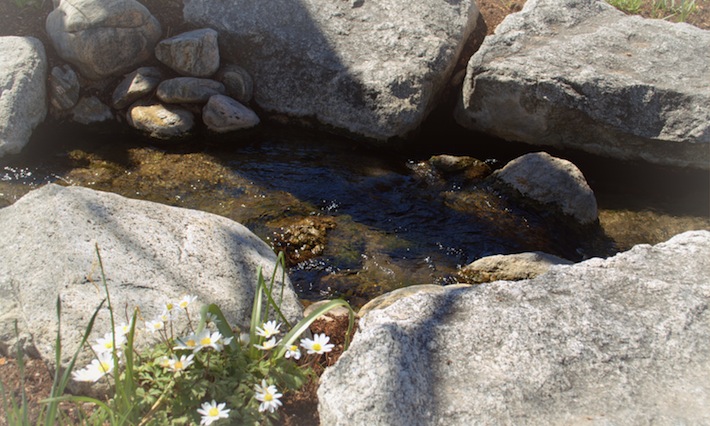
0 37 47 158
183 0 479 140
0 184 302 390
455 0 710 169
46 0 162 80
320 231 710 424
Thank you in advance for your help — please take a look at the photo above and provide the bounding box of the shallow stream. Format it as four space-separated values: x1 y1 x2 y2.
1 120 708 307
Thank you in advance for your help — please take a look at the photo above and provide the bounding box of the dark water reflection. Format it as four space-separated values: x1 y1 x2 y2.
1 121 708 307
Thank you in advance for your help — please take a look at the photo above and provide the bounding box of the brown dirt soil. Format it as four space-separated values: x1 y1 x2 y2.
0 0 708 424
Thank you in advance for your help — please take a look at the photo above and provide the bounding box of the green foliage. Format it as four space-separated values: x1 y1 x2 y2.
606 0 698 22
652 0 697 21
6 247 355 425
607 0 644 14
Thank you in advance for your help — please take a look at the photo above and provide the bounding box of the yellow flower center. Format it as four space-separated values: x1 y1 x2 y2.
290 345 297 351
265 393 273 401
186 339 196 347
312 343 322 351
166 303 174 310
200 337 212 345
104 342 113 349
174 361 183 370
99 361 111 373
208 407 219 417
179 301 189 309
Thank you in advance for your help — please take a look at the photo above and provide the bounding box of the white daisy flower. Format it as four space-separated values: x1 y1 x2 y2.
145 319 165 334
300 333 335 355
92 331 126 355
196 400 230 425
255 320 282 339
196 329 225 352
168 354 195 372
254 337 280 351
174 332 200 352
71 352 114 382
177 294 198 310
284 344 301 360
254 379 283 413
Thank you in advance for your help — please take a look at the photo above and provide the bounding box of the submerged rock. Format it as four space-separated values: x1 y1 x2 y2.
455 0 710 169
319 230 710 424
0 36 47 158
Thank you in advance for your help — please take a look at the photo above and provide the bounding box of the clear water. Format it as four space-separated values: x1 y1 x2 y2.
1 121 708 307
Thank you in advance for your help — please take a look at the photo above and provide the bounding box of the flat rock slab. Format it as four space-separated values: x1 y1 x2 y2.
183 0 479 140
455 0 710 169
0 184 302 384
319 230 710 424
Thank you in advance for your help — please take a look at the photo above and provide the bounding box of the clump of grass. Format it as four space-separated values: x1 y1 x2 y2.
607 0 698 22
652 0 697 22
607 0 644 14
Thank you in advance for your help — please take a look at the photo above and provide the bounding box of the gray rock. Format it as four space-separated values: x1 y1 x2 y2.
45 0 162 80
0 37 47 158
455 0 710 170
493 152 598 225
48 64 80 111
319 230 710 425
127 102 195 140
156 77 226 104
111 66 162 109
202 94 260 133
0 184 303 394
155 28 220 77
71 96 114 124
216 64 254 104
183 0 479 140
457 251 573 283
